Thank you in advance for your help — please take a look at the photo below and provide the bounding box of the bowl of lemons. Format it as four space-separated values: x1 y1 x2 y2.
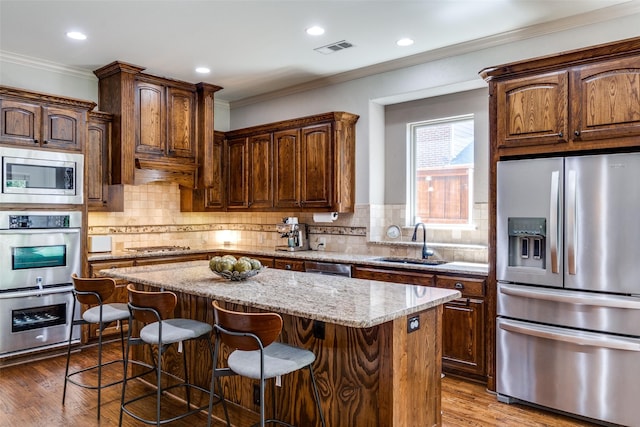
209 255 265 281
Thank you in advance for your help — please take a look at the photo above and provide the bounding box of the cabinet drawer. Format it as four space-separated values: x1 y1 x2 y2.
352 266 435 287
436 276 485 298
274 259 305 271
135 254 208 266
90 260 135 278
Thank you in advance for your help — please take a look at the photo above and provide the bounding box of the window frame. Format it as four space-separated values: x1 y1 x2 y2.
407 113 474 228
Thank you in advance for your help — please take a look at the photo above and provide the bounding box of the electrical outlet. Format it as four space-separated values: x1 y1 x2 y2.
253 384 260 405
313 320 326 339
407 315 420 333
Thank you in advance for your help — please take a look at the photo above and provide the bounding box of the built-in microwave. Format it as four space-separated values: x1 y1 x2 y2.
0 146 83 204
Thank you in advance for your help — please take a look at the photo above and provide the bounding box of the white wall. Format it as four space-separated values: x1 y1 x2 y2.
228 14 640 205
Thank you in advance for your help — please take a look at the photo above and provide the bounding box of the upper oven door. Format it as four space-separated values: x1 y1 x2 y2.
1 146 84 204
0 228 81 292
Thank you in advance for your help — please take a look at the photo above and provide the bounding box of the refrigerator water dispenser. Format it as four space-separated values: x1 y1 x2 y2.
508 218 546 269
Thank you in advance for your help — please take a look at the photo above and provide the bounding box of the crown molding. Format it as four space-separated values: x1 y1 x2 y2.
0 50 97 80
230 1 640 109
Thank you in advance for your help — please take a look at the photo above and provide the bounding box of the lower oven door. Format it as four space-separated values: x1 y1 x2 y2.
0 288 79 357
497 317 640 426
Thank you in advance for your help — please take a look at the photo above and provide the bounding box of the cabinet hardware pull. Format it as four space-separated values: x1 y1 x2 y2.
454 282 464 289
34 139 39 144
42 140 48 144
557 131 563 138
574 130 581 137
285 264 292 270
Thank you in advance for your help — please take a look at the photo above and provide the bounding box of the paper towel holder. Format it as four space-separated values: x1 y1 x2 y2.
313 212 338 223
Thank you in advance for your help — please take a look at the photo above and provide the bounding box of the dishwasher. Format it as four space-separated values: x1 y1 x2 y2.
304 260 352 277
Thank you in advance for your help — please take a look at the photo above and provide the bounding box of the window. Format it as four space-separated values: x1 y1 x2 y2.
408 114 474 226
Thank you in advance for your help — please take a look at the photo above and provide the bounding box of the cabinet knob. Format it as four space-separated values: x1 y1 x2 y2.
454 282 464 290
557 132 563 138
574 130 581 137
34 139 39 144
42 140 48 144
285 264 292 270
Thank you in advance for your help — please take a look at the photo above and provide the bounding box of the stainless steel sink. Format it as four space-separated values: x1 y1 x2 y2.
373 257 448 266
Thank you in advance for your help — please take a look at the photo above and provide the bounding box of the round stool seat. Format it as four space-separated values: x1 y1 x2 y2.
228 342 316 379
82 303 129 324
140 318 213 345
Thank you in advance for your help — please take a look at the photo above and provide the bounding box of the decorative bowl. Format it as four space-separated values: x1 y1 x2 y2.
211 267 266 281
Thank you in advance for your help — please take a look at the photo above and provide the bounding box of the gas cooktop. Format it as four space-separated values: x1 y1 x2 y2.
124 246 190 253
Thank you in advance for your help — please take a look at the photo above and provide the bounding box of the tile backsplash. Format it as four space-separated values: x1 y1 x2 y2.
88 182 488 263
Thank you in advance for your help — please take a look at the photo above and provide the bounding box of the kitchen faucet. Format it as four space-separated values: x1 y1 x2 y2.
412 222 434 259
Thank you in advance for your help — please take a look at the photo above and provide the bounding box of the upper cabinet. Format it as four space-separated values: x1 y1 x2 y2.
188 111 359 213
93 61 221 189
0 86 95 151
482 36 640 157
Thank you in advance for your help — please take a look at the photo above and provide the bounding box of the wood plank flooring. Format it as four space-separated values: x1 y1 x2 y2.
0 341 600 426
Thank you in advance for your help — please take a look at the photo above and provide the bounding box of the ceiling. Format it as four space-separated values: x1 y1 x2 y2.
0 0 638 104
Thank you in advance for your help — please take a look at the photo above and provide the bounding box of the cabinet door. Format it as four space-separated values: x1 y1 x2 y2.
248 133 273 209
274 129 300 208
87 118 110 208
442 298 485 377
0 99 41 146
167 87 196 158
274 258 305 271
204 131 226 209
300 124 332 208
42 106 84 150
496 71 569 150
572 56 640 143
226 136 249 208
135 81 165 155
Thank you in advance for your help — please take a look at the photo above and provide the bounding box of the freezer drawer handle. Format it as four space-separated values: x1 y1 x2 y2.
500 283 640 310
499 318 640 352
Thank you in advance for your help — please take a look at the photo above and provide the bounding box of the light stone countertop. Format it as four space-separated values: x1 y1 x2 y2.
101 260 461 328
90 245 489 276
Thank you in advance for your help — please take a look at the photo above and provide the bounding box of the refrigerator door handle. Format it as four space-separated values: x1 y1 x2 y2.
499 318 640 352
550 170 560 274
499 282 640 309
567 169 577 275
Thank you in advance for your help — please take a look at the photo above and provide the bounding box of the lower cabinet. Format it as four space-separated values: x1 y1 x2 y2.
352 266 487 381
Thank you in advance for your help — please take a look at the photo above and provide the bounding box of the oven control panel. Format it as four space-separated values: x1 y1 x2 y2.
8 214 70 229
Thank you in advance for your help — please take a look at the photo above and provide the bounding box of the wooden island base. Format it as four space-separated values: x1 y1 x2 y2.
130 291 443 427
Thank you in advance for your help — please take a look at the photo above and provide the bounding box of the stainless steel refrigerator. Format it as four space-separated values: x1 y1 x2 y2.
496 152 640 426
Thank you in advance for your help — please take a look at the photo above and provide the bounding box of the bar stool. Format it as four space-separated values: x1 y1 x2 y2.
121 284 229 426
211 300 325 427
62 273 131 419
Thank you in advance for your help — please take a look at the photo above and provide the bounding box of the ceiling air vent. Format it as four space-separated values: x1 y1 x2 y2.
314 40 354 55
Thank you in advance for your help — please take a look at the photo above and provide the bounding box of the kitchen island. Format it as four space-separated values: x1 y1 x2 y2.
102 260 460 427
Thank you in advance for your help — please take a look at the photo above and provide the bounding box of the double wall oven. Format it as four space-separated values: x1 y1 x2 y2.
0 211 82 358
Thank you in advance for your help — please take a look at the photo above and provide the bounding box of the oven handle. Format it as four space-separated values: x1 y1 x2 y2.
499 282 640 310
0 286 73 300
499 318 640 352
0 228 80 235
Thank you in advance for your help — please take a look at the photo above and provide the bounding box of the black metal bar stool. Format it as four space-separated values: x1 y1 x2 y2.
121 284 229 426
211 300 325 427
62 274 131 419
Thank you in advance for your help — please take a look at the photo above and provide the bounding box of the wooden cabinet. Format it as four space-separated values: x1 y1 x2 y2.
226 136 249 209
485 39 640 157
0 86 95 151
436 275 486 380
352 265 486 381
203 131 226 209
217 111 358 213
299 124 332 209
495 71 569 150
87 111 124 211
274 258 305 271
93 61 222 189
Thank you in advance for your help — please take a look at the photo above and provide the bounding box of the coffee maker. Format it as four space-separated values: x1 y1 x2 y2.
275 217 309 252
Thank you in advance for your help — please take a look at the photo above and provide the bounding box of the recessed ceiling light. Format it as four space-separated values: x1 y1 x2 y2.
66 31 87 40
306 26 325 36
397 38 414 47
195 67 210 74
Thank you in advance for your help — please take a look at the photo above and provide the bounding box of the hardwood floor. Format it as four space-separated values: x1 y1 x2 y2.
0 341 600 426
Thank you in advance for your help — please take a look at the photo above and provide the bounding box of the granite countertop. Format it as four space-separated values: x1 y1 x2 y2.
89 245 489 276
101 260 461 328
